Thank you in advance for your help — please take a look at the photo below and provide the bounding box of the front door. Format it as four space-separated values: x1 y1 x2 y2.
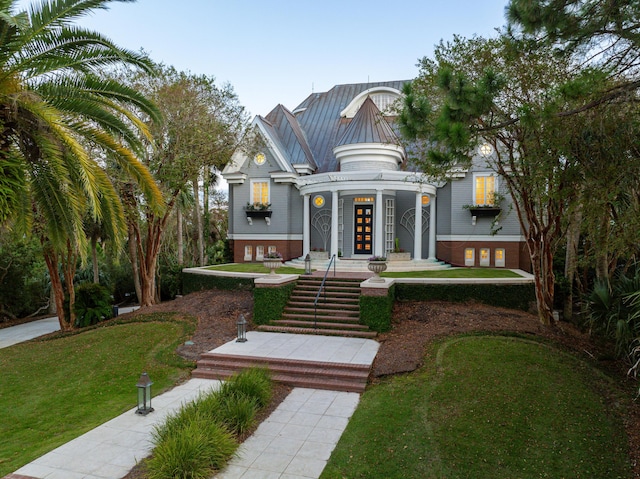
354 204 373 255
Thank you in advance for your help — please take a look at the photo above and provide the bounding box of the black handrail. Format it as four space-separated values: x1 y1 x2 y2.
313 254 336 329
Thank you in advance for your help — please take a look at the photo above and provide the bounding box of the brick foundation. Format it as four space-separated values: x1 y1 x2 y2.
230 239 302 263
437 240 531 272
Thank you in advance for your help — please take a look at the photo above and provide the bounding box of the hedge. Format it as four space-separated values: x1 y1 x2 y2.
394 283 535 311
360 285 395 333
253 282 296 325
182 272 254 294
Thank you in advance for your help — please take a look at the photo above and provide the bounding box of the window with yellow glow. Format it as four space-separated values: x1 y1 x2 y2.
475 175 496 205
251 180 269 205
313 195 325 207
422 195 430 205
465 249 474 260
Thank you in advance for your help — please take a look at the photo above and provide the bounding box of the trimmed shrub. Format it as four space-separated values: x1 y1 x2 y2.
147 419 237 479
73 282 113 328
395 283 535 311
219 367 272 408
253 283 295 325
360 285 395 332
182 272 254 294
212 392 258 435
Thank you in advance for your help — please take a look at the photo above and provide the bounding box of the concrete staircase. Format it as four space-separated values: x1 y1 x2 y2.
192 353 371 392
257 276 376 339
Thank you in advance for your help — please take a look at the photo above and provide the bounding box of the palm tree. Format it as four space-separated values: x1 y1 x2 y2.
0 0 163 330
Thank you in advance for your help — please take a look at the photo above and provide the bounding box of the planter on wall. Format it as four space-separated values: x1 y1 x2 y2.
263 259 283 275
468 207 501 217
367 261 387 283
245 210 272 225
388 252 411 261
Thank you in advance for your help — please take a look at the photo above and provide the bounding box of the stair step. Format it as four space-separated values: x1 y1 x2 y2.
284 306 359 316
281 313 360 322
272 319 369 330
257 324 377 338
289 291 360 306
193 353 372 392
287 301 360 311
291 290 360 298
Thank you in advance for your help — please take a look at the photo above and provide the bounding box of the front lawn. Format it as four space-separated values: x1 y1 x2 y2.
0 314 195 476
382 267 523 278
322 336 631 479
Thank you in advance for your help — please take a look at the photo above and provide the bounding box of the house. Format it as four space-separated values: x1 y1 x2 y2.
222 81 529 270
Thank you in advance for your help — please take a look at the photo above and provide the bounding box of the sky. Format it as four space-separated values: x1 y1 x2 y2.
16 0 510 118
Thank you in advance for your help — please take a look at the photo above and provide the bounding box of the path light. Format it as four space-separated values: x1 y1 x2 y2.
305 253 312 275
236 314 248 343
135 372 154 415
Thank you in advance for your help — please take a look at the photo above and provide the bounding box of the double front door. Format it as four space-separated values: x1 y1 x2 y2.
354 204 373 255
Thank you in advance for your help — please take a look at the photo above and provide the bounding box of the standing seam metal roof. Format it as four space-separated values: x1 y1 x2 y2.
335 96 401 147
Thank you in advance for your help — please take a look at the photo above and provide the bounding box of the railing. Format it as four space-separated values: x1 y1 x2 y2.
313 254 336 329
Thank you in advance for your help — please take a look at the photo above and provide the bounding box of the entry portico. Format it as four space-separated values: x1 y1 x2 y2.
298 170 437 261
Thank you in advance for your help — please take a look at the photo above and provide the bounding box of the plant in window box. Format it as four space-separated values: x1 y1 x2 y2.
464 192 505 217
367 255 387 282
262 251 283 275
245 202 272 224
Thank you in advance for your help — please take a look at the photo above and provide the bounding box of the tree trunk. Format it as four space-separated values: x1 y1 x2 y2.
177 207 184 266
91 235 99 283
193 177 204 266
564 206 582 322
43 248 69 330
128 222 142 305
203 169 210 264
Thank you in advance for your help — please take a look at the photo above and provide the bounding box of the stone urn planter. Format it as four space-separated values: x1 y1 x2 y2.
367 260 387 283
263 258 283 275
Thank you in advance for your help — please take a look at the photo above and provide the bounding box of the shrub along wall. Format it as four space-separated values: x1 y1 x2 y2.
394 283 535 311
182 272 254 294
360 285 396 333
253 282 296 325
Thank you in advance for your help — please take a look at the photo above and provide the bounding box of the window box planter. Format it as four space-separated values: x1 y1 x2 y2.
388 252 411 261
468 206 501 217
245 210 272 225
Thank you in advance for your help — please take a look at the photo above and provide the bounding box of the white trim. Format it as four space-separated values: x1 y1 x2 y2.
223 172 247 184
472 172 499 206
437 235 526 242
340 86 403 118
333 143 404 171
255 118 294 173
270 171 298 184
250 178 270 205
228 234 304 240
293 163 315 175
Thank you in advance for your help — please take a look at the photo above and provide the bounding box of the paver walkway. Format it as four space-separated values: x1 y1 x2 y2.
4 332 379 479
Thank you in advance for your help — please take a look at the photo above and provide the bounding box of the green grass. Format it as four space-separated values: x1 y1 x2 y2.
322 336 631 479
382 267 523 278
0 314 195 476
205 263 306 274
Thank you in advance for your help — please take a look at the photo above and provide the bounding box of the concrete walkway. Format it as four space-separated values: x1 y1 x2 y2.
5 332 379 479
0 306 140 350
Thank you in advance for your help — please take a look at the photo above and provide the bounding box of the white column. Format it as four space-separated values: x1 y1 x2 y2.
428 194 437 261
331 190 339 259
375 189 384 257
414 192 423 261
303 194 310 257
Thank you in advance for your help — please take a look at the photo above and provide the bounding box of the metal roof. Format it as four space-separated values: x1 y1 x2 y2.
335 96 401 147
257 81 408 174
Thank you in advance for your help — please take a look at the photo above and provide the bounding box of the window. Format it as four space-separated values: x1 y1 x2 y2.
244 245 253 262
251 179 269 205
480 248 490 267
474 175 496 206
495 248 505 267
268 245 276 254
464 248 475 266
256 245 264 261
385 199 395 253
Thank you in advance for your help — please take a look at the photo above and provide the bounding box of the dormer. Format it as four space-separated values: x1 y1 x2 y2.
340 86 403 118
